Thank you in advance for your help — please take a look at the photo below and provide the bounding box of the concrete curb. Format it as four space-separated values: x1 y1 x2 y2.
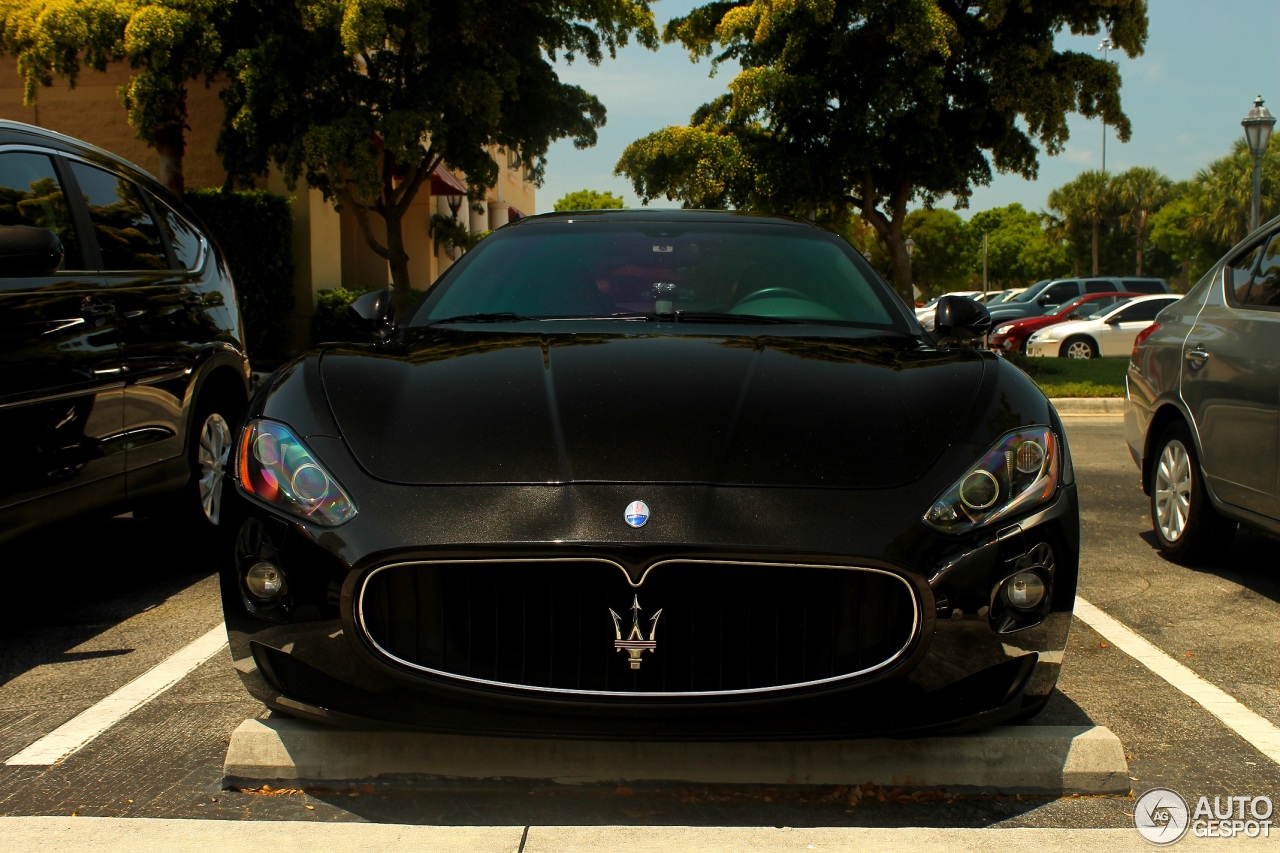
6 818 1247 853
223 719 1130 795
1051 397 1125 415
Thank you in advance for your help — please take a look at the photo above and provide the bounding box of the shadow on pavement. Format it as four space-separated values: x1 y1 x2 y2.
0 513 219 687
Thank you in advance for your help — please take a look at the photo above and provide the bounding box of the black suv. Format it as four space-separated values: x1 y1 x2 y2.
0 121 249 544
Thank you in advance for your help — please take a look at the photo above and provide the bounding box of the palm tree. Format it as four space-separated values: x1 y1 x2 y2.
1114 167 1172 275
1048 170 1114 276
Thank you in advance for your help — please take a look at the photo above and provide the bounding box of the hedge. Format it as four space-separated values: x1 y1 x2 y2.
184 189 294 366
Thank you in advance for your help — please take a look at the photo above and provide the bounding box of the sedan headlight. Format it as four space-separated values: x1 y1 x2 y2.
993 323 1014 335
924 427 1059 533
236 419 357 526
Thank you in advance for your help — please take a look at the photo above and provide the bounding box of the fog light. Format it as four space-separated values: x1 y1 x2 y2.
1003 571 1046 610
245 560 285 599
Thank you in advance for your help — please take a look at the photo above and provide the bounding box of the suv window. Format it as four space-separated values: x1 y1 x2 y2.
1121 278 1167 294
1228 241 1263 304
1242 231 1280 308
68 160 168 271
1084 279 1116 293
1041 281 1078 304
0 150 83 269
155 200 203 270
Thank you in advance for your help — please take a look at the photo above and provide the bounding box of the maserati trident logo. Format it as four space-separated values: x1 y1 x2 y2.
609 595 662 670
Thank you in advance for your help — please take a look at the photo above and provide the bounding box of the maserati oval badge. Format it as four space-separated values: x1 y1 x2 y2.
624 500 650 528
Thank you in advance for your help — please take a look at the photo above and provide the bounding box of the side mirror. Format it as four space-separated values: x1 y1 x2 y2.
934 295 992 341
348 289 396 339
0 226 62 276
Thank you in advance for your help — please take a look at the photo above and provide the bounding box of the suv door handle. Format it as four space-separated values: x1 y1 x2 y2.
80 296 116 318
1186 345 1210 364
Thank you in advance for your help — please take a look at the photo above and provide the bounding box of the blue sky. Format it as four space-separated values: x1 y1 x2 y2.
539 0 1280 217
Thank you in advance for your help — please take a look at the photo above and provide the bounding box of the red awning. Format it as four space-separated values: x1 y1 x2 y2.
430 164 468 196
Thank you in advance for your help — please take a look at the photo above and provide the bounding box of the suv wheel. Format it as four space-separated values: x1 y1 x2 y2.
196 407 234 525
1150 421 1235 564
1061 336 1098 359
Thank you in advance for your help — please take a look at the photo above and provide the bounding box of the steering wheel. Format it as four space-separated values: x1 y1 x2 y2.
733 286 810 306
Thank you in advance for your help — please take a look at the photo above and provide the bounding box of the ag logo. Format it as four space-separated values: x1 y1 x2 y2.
1134 787 1190 845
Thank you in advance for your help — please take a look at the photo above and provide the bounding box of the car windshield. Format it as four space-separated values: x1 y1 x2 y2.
410 221 910 331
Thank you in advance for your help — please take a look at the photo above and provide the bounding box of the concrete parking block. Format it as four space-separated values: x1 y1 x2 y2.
223 718 1130 795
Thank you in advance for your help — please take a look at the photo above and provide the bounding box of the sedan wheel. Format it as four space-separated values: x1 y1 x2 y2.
1150 422 1235 564
1061 337 1097 359
197 412 232 525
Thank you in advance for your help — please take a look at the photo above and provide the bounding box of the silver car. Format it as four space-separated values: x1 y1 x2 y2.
1125 214 1280 563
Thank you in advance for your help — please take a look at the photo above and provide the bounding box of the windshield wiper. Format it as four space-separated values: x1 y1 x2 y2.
429 312 540 324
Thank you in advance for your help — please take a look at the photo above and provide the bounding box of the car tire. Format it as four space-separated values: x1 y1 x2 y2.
149 390 244 537
1060 336 1098 359
1150 421 1235 565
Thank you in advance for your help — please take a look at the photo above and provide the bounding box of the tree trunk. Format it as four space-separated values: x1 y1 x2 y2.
853 190 912 307
383 204 415 317
1134 211 1148 275
1091 218 1100 275
152 86 187 197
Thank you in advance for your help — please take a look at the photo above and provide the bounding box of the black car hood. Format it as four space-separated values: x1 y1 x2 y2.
318 330 988 488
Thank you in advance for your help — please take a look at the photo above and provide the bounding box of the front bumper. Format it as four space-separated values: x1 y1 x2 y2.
1025 340 1057 357
218 476 1080 739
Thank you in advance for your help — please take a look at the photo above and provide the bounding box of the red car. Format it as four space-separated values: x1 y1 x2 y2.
989 292 1141 353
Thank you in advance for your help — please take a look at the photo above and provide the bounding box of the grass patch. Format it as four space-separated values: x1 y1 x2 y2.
1004 353 1128 398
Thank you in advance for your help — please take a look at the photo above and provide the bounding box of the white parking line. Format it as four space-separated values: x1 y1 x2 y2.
1074 597 1280 766
4 623 228 767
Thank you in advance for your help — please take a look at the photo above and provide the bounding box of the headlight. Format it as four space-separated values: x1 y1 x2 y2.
236 419 357 526
994 324 1014 335
924 427 1059 533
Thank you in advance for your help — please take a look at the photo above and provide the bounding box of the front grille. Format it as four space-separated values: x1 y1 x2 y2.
356 559 919 696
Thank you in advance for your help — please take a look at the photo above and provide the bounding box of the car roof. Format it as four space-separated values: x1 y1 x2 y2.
0 119 167 195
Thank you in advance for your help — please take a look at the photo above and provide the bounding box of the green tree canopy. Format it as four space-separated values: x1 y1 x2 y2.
970 203 1066 288
0 0 235 193
222 0 657 306
616 0 1148 304
553 188 626 211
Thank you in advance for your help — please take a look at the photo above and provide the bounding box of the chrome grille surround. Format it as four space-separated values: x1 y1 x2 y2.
354 557 921 698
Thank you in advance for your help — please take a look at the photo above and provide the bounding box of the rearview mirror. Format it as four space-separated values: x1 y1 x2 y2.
347 289 396 340
0 225 62 276
934 295 992 342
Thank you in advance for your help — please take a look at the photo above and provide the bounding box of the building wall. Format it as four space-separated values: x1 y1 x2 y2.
0 63 228 190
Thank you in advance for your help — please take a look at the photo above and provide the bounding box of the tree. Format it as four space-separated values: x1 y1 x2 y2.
902 208 974 297
554 188 626 211
1047 170 1115 275
222 0 656 310
616 0 1149 304
970 203 1065 287
0 0 235 194
1114 166 1172 274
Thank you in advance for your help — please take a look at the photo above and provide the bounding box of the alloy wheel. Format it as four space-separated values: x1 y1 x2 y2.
197 412 231 525
1154 439 1192 542
1065 340 1094 359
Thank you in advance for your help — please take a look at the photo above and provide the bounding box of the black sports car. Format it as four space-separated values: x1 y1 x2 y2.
219 210 1078 738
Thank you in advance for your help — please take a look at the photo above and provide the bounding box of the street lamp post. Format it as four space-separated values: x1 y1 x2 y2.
1241 95 1276 232
1099 37 1116 173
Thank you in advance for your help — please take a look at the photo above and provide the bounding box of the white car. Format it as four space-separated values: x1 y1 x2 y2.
1025 294 1181 358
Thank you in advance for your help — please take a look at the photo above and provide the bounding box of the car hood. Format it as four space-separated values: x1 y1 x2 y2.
318 330 989 488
